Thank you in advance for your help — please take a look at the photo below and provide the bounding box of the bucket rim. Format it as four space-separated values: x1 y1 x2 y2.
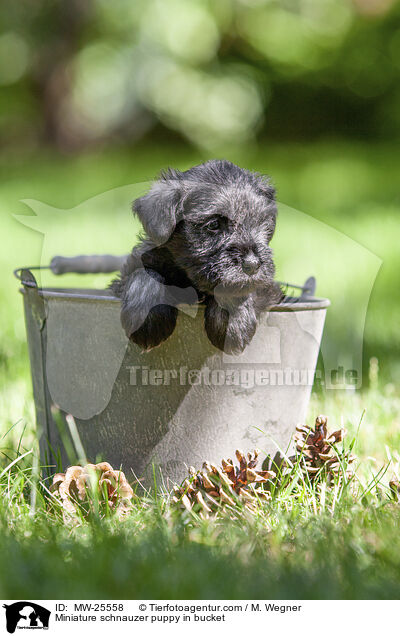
20 286 330 311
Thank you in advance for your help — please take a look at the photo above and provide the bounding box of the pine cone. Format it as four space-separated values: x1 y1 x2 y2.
289 415 356 483
171 449 276 518
51 462 135 522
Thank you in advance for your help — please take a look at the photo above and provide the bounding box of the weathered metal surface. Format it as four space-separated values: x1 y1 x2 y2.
20 283 329 487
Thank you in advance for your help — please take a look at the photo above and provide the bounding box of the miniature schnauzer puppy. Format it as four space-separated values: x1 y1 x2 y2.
111 160 283 354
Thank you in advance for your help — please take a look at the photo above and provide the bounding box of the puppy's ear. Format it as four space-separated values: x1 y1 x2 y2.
133 172 184 244
256 176 277 238
256 176 276 203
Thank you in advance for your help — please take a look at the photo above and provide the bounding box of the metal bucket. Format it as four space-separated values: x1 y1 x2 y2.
16 256 330 487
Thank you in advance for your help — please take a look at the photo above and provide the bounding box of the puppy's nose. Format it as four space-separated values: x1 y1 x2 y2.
242 253 260 275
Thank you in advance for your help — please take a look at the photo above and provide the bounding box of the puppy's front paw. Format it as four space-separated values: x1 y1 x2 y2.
125 304 178 351
204 297 257 355
254 281 284 312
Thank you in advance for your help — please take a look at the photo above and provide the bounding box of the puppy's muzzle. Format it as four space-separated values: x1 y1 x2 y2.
241 253 261 275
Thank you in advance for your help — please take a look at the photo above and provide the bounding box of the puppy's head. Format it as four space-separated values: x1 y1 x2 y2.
135 160 278 297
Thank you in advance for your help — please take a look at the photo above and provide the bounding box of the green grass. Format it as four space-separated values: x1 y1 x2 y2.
0 140 399 599
1 407 400 600
1 365 400 599
5 505 400 600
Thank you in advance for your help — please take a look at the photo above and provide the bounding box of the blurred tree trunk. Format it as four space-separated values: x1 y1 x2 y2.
31 0 91 151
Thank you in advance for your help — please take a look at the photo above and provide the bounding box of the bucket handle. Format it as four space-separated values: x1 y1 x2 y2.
14 254 129 286
14 255 317 299
282 276 316 300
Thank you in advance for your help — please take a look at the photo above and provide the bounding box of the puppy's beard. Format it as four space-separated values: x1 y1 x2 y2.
171 245 275 298
212 281 257 298
209 265 275 298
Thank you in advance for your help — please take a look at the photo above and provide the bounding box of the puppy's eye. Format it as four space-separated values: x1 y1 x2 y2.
205 217 224 232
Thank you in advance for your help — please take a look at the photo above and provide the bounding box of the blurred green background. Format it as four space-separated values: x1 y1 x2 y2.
3 0 400 150
1 0 399 407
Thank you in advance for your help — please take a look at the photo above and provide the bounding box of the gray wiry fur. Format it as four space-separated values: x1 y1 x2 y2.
110 159 283 354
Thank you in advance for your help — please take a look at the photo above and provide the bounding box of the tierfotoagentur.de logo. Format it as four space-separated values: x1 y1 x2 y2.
2 602 51 634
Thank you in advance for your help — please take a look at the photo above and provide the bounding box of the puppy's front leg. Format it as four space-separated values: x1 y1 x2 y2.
204 295 257 355
120 269 178 350
254 281 284 313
